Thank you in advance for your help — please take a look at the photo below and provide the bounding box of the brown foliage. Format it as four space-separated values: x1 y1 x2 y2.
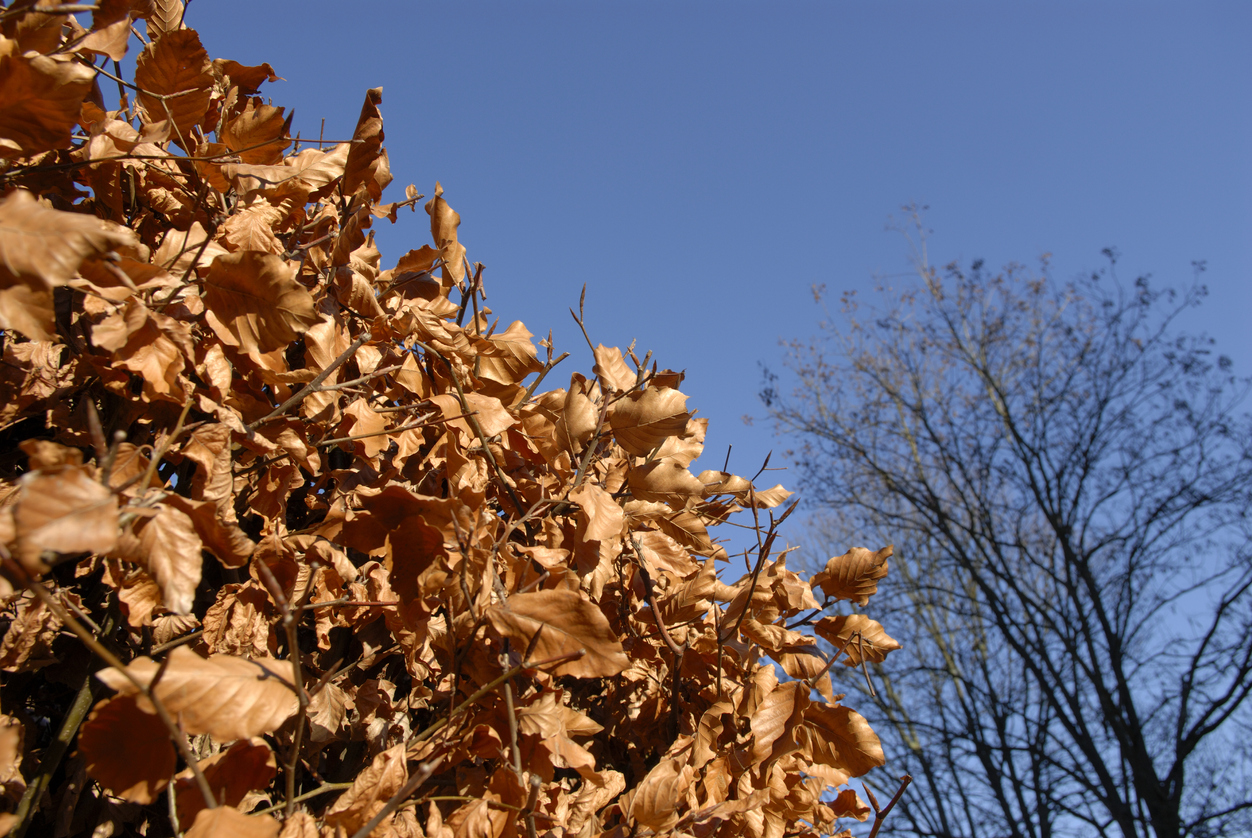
0 7 903 837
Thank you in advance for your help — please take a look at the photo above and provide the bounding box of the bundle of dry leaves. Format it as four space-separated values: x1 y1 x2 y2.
0 3 905 837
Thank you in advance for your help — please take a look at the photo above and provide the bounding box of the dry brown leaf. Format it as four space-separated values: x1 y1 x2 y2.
569 483 624 543
0 283 54 342
134 28 213 140
748 680 808 763
810 545 892 606
0 40 95 157
223 142 349 203
828 788 871 822
174 737 277 825
202 251 318 353
12 466 118 573
185 807 280 838
4 3 67 54
0 715 23 802
220 100 289 165
478 320 544 386
425 182 465 288
0 591 66 672
324 742 406 834
794 702 885 780
609 387 689 457
486 590 629 678
628 756 692 832
91 299 194 399
203 582 274 657
213 58 282 94
813 613 902 666
154 220 229 275
162 494 255 567
78 694 176 805
0 190 138 290
220 199 287 253
97 646 298 740
627 460 707 504
592 344 636 393
342 87 391 200
130 502 204 615
144 0 185 40
79 11 133 62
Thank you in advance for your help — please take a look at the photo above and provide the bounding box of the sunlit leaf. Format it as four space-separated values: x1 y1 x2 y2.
486 590 629 678
202 251 318 353
810 545 892 606
0 39 94 157
97 646 298 740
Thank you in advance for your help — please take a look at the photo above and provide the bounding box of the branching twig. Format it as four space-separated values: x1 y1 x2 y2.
865 774 913 838
347 756 444 838
9 569 219 811
248 334 369 430
413 339 526 516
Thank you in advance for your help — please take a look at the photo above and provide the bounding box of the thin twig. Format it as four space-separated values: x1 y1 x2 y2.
412 649 586 744
348 756 443 838
413 339 526 516
10 666 95 838
865 775 913 838
249 334 369 429
12 572 218 810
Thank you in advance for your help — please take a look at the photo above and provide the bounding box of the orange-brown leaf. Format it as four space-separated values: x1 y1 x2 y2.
13 466 118 573
220 100 289 165
132 503 204 615
202 251 317 353
592 345 636 393
628 757 691 832
96 646 298 740
175 737 277 825
0 190 138 290
185 807 280 838
810 545 892 606
569 483 624 543
0 41 95 157
486 590 629 678
324 742 406 834
342 87 391 201
609 387 689 457
79 695 175 805
813 613 901 666
212 58 282 95
134 28 213 140
627 460 707 504
795 702 885 780
0 714 23 800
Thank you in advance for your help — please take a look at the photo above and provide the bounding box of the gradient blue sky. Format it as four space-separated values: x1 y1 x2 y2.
190 1 1250 541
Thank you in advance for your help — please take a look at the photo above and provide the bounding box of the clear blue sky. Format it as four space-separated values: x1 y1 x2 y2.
190 1 1251 539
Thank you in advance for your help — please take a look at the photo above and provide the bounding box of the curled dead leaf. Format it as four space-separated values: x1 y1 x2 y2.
810 545 892 606
185 807 280 838
12 466 118 573
814 613 902 666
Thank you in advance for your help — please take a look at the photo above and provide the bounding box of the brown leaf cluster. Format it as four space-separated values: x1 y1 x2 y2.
0 7 901 838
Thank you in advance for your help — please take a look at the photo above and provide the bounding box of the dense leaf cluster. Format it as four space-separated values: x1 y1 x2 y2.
0 4 901 837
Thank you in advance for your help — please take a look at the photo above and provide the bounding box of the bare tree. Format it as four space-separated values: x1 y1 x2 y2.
765 218 1252 838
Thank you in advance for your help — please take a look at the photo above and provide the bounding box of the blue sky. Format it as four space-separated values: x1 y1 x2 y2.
189 1 1251 545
